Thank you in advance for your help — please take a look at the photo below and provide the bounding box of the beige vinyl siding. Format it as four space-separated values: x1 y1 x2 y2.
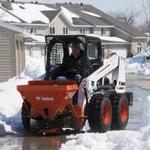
0 26 25 82
50 16 91 35
16 25 48 35
50 15 67 34
0 29 16 82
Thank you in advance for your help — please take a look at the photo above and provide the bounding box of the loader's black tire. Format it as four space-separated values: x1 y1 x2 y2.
110 94 129 130
22 101 39 133
21 100 31 132
88 95 112 133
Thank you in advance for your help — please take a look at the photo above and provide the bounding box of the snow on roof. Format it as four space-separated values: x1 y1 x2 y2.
101 36 127 42
0 20 28 34
0 20 45 43
0 2 57 24
87 34 127 43
81 10 101 17
30 34 45 42
18 3 56 11
61 6 80 25
0 6 21 23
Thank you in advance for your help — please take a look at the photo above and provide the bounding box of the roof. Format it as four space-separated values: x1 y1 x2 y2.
57 3 112 27
0 1 56 24
72 17 92 26
41 10 60 23
0 20 45 43
0 19 29 35
0 1 147 39
56 3 147 38
87 34 128 44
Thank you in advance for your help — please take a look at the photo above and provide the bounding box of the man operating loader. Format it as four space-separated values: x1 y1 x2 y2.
50 43 92 85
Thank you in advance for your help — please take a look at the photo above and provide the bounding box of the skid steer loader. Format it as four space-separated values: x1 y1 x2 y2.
17 35 133 133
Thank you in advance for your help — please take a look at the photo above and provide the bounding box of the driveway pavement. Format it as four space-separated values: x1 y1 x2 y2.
126 74 150 90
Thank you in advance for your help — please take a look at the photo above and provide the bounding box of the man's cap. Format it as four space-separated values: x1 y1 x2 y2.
72 43 80 49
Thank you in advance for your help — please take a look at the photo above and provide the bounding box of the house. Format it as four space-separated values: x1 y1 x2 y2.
0 20 44 82
0 1 147 59
0 20 25 82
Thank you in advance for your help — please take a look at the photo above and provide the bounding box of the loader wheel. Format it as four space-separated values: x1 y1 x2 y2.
88 95 112 133
21 100 31 132
22 101 39 133
110 94 129 130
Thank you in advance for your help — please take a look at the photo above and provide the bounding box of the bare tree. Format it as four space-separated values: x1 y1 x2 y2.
140 0 150 45
109 7 141 28
141 0 150 23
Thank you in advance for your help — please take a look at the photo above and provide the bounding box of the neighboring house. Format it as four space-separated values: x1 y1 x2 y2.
0 20 25 82
48 2 147 58
0 20 44 82
0 1 148 59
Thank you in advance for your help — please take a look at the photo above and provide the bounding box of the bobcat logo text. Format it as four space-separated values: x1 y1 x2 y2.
36 96 54 101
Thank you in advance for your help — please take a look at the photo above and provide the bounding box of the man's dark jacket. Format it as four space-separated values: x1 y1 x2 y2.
50 50 91 79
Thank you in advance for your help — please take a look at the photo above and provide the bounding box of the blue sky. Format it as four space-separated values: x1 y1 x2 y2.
17 0 143 13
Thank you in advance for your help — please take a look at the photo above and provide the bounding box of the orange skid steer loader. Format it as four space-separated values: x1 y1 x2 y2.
17 35 133 133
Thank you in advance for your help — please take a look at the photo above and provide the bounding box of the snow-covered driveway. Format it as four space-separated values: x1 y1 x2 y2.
126 74 150 130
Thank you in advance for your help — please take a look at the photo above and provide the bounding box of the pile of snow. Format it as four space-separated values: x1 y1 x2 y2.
0 49 150 149
0 56 45 133
125 47 150 75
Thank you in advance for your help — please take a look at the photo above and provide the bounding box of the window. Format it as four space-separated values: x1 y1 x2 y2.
30 27 33 33
34 27 37 33
50 27 55 34
63 27 68 34
87 43 98 60
89 27 93 33
16 40 19 50
101 28 106 35
20 41 23 50
30 27 37 33
80 28 85 34
137 43 142 53
50 43 64 65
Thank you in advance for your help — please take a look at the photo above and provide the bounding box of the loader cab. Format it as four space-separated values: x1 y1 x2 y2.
44 35 103 80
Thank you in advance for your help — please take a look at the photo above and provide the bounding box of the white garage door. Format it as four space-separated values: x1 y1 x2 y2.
112 48 127 58
32 47 42 57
